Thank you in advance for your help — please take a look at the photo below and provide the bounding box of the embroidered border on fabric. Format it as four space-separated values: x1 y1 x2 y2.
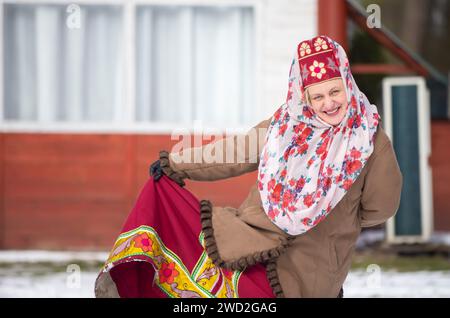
101 225 242 298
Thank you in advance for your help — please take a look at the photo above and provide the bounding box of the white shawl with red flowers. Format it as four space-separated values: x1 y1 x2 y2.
257 36 380 235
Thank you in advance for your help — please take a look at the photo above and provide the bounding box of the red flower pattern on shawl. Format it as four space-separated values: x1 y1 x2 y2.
159 262 180 284
134 233 153 252
257 35 379 235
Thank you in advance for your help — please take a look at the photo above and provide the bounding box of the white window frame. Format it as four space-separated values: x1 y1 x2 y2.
383 76 434 244
0 0 264 134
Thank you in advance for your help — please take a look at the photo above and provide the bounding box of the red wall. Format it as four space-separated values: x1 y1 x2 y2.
430 120 450 231
0 120 449 250
0 132 256 250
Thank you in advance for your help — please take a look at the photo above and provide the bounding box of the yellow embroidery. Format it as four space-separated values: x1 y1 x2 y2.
314 37 328 51
309 60 327 79
299 42 311 57
102 225 242 298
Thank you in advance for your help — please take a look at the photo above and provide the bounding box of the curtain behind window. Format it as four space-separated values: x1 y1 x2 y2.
4 4 254 126
4 4 123 122
136 6 254 126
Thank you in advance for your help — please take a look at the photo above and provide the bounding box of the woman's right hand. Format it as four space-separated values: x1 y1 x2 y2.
149 159 164 181
149 150 186 187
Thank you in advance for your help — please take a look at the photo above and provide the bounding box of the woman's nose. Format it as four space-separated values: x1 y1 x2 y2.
323 97 335 109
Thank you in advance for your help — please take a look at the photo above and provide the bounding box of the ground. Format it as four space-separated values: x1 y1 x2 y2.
1 230 450 297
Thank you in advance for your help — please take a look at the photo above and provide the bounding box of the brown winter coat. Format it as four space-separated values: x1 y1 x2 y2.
161 113 403 298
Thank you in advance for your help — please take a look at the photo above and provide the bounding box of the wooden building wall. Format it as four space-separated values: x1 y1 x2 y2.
0 132 256 250
0 120 449 250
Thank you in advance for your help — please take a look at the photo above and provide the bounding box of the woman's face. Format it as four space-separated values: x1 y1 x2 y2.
306 78 348 126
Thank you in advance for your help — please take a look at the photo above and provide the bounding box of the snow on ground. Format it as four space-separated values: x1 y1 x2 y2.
356 229 450 250
1 250 450 298
0 271 99 298
344 270 450 298
0 250 108 298
430 231 450 245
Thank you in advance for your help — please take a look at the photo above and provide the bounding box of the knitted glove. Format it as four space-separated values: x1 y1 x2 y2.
149 150 186 187
149 159 164 181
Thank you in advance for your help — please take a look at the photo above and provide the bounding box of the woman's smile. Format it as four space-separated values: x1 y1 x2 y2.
306 78 348 126
323 105 342 117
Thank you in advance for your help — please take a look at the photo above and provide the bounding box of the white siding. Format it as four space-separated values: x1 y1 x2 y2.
258 0 317 119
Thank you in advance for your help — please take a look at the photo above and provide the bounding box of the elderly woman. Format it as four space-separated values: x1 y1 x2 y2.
95 35 402 298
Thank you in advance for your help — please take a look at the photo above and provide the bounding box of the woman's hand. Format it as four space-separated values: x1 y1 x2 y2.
149 150 186 187
149 159 164 181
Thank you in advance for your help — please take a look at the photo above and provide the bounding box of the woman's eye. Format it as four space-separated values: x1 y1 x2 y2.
331 90 340 96
313 96 322 101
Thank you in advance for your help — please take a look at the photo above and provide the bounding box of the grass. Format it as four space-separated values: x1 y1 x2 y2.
1 254 450 276
351 252 450 272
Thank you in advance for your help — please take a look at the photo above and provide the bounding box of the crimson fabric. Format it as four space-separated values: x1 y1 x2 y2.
108 175 275 298
297 36 341 89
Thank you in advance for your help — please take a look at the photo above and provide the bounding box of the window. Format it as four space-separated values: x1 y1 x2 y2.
2 1 256 128
3 4 123 122
136 6 254 126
